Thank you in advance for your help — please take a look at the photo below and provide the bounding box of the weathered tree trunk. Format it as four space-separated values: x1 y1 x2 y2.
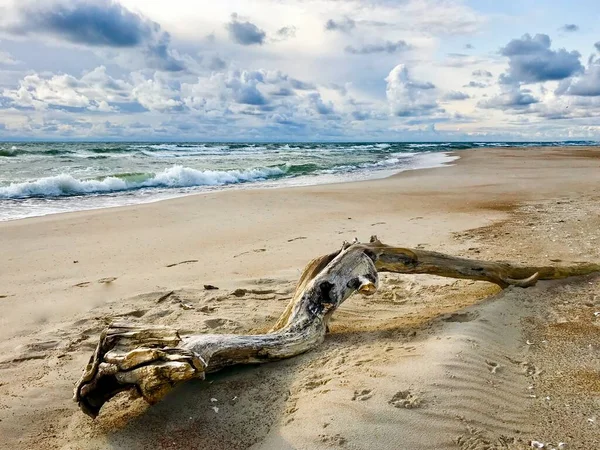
74 237 600 418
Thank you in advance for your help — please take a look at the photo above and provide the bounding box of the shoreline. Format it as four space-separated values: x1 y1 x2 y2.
0 150 459 223
1 145 600 449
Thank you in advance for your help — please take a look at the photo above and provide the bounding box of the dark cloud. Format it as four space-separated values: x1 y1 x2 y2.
345 40 410 55
499 33 582 83
226 15 266 45
479 87 538 109
225 71 268 105
595 42 600 53
351 111 370 121
276 26 296 40
472 69 493 78
325 17 356 33
6 0 149 47
308 93 334 114
465 44 474 49
209 56 227 71
556 61 600 96
272 87 294 96
463 81 487 88
560 24 579 32
233 86 267 105
290 79 316 90
442 91 470 101
2 0 185 71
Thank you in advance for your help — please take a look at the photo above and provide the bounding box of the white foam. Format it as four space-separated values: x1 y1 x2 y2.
0 165 285 199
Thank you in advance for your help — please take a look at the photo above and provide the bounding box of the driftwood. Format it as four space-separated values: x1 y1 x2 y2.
74 236 600 418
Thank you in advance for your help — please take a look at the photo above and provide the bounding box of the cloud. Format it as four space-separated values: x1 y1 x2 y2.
1 0 185 71
289 79 316 90
1 66 136 111
385 64 438 117
499 34 583 84
131 74 183 111
325 17 356 33
345 40 411 55
226 15 266 45
479 86 538 110
560 24 579 32
442 91 470 101
472 69 493 78
307 93 334 114
275 26 296 40
465 44 474 49
556 59 600 96
595 42 600 53
224 70 268 104
0 50 19 65
208 56 227 71
463 81 487 88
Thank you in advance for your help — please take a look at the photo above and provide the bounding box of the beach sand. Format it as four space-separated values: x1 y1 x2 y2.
1 146 599 449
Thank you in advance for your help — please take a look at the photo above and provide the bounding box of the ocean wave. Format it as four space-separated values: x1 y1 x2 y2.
0 165 286 199
0 148 74 157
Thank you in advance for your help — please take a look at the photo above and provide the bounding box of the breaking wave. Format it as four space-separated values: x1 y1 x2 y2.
0 165 286 199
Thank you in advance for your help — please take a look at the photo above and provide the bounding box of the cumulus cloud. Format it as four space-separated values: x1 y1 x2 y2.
479 86 538 110
472 69 492 78
2 66 133 111
442 91 470 101
556 59 600 96
385 64 438 117
463 81 487 88
131 74 183 111
325 17 356 33
499 34 582 84
224 70 268 104
345 40 411 55
307 93 334 114
1 0 185 71
560 24 579 32
226 15 266 45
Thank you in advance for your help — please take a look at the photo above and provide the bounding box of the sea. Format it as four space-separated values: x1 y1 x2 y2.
0 141 596 221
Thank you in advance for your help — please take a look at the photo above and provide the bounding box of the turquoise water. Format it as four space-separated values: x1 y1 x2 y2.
0 141 596 220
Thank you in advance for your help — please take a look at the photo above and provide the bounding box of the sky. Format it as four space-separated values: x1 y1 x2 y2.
0 0 599 141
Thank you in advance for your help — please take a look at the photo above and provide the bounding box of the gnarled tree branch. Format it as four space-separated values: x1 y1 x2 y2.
74 237 600 418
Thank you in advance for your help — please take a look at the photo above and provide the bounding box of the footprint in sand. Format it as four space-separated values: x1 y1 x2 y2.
485 360 502 374
389 390 422 409
166 259 199 268
98 277 117 284
287 236 307 242
0 294 8 299
233 249 266 258
74 281 91 288
319 434 347 446
352 389 374 401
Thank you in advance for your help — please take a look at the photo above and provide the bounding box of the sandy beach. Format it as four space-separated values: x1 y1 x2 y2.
1 146 599 449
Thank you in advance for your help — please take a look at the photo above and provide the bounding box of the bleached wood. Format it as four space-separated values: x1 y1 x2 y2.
74 238 600 418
